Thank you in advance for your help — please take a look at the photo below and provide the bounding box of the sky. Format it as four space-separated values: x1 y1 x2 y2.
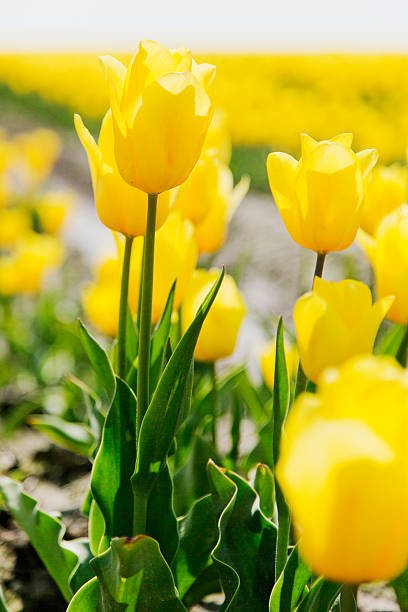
2 0 408 53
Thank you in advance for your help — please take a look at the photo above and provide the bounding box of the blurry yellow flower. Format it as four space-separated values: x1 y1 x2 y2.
267 133 378 253
294 277 393 383
181 268 246 362
82 256 120 337
0 207 31 246
173 155 220 226
100 39 216 193
129 212 198 323
75 111 170 236
0 232 64 295
359 204 408 324
202 108 231 163
277 355 408 584
260 339 298 389
360 164 408 236
13 128 61 189
35 189 75 234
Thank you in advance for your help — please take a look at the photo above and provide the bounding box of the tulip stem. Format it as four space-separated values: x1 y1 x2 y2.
137 193 158 438
341 585 358 612
210 362 218 449
313 252 326 281
117 236 134 379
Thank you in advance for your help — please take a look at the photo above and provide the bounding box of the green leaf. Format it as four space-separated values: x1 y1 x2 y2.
392 566 408 611
296 578 341 612
173 434 221 516
273 317 289 465
0 587 9 612
89 500 109 556
91 377 137 538
0 477 79 601
28 414 96 456
149 281 176 395
174 494 218 598
145 462 178 566
269 545 311 612
78 319 116 403
132 270 224 497
65 538 95 593
207 461 277 611
254 463 275 520
126 306 139 370
275 484 291 581
237 368 267 423
69 536 187 611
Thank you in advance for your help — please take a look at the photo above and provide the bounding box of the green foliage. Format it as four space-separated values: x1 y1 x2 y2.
392 567 408 611
269 546 311 612
79 320 116 404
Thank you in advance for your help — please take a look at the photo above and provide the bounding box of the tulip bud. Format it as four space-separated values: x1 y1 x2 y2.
100 40 216 194
13 128 61 189
277 355 408 584
35 189 75 234
75 111 170 237
267 133 378 253
359 204 408 325
294 278 393 383
260 339 298 389
360 163 408 236
181 268 246 362
82 257 120 338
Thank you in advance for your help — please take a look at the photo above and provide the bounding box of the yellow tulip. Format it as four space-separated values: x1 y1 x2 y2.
260 339 298 389
100 40 216 194
0 232 64 295
294 277 393 382
75 111 170 236
267 133 378 253
202 108 231 163
277 355 408 584
13 128 61 189
0 207 31 246
129 212 198 323
359 204 408 324
181 268 246 362
173 155 220 227
360 163 408 236
35 189 75 234
82 256 120 338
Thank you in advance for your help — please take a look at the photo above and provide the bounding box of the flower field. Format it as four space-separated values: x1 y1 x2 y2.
0 41 408 612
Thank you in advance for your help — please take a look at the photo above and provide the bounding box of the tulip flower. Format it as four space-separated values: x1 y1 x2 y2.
202 108 231 163
267 133 378 253
360 163 408 236
277 355 408 584
75 111 170 236
100 39 216 194
181 268 246 362
359 204 408 325
0 232 64 295
0 208 31 246
129 212 198 324
13 128 61 189
82 257 120 338
35 190 75 234
294 277 393 382
260 339 298 389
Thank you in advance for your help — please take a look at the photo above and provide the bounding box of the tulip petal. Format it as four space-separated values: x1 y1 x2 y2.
99 55 127 135
330 133 353 147
357 148 379 178
74 114 101 191
357 228 377 264
300 133 318 159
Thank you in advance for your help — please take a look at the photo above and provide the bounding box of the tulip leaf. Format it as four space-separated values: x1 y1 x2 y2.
64 538 95 594
91 376 137 538
79 319 116 404
174 493 218 598
392 567 408 611
254 463 275 520
89 499 109 556
173 434 221 516
237 368 267 423
269 545 311 612
0 476 80 601
132 269 224 497
149 280 176 395
28 414 96 456
0 589 8 612
126 306 139 371
273 317 289 465
68 536 187 611
145 462 179 566
296 577 341 612
207 460 277 611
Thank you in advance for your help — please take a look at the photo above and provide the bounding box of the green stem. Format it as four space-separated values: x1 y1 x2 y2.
210 362 218 449
341 585 358 612
275 483 291 580
117 236 134 379
396 324 408 367
313 251 326 281
136 193 158 438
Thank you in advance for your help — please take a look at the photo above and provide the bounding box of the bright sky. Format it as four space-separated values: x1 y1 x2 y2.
2 0 408 52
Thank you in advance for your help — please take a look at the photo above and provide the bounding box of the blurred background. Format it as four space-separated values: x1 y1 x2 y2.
0 4 407 609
